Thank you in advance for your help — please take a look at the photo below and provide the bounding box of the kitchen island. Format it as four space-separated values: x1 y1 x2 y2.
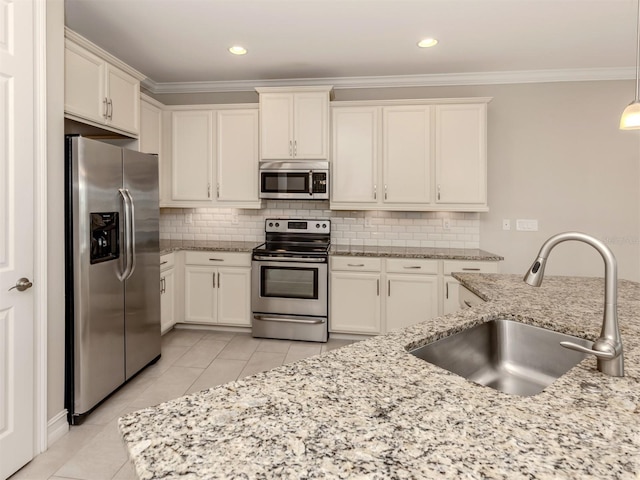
119 274 640 479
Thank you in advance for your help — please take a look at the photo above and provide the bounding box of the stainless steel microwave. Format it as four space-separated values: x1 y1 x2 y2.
259 161 329 200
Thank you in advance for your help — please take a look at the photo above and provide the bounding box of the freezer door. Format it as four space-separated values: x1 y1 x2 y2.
69 137 126 416
122 148 161 379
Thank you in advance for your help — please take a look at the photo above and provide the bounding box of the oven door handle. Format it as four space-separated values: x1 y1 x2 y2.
253 255 326 263
253 315 326 325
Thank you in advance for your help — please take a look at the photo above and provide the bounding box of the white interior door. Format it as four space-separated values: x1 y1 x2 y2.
0 0 36 477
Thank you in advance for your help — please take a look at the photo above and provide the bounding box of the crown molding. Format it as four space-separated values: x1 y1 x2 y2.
142 67 634 95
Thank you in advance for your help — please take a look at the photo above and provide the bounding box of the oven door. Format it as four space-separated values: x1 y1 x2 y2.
251 259 327 317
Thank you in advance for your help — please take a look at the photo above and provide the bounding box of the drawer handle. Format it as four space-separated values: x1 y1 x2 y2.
347 263 365 267
209 258 224 262
464 300 473 308
403 266 422 269
160 261 168 265
462 268 481 271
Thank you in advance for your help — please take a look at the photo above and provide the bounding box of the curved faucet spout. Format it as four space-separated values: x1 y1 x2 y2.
523 232 624 377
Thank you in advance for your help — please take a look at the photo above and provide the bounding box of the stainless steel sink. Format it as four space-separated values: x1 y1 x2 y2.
409 319 592 396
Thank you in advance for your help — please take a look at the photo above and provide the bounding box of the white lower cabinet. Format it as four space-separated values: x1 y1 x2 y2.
160 253 176 334
442 260 499 315
183 252 251 327
330 257 439 335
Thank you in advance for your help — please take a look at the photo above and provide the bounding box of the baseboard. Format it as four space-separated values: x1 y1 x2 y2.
47 409 69 447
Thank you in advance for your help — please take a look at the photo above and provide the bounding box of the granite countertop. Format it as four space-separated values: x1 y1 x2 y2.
119 274 640 479
160 239 503 262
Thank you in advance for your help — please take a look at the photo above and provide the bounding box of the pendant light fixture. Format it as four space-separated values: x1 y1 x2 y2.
620 0 640 130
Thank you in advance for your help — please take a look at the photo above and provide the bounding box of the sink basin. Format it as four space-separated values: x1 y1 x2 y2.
409 319 592 396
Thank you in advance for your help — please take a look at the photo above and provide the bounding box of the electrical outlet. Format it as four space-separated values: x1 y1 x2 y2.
502 219 511 231
364 216 373 228
231 213 239 225
516 219 538 231
442 218 451 230
185 213 193 225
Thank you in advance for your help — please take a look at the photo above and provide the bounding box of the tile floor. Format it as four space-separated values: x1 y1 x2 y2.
11 329 356 480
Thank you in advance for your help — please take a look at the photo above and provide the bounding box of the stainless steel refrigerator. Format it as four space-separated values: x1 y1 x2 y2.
65 135 161 425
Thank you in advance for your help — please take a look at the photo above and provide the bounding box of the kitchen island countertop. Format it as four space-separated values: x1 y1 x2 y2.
119 273 640 479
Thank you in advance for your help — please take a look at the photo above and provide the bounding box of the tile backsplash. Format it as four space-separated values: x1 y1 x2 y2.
160 201 480 249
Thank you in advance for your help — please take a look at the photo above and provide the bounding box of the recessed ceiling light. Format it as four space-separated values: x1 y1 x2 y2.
228 46 247 55
417 38 438 48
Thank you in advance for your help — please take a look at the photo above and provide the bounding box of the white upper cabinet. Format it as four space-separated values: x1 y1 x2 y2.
164 106 261 208
435 103 487 206
383 106 432 204
140 95 162 155
331 106 379 204
64 30 143 136
171 110 213 202
215 109 259 204
331 98 490 212
257 86 331 160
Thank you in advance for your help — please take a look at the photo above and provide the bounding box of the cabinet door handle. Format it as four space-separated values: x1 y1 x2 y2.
217 272 220 288
464 300 473 308
462 268 481 271
403 266 421 269
107 99 113 120
347 263 365 267
207 183 211 198
388 280 391 297
446 282 449 299
437 184 441 201
289 140 293 157
373 184 377 200
217 183 220 199
103 98 109 119
294 140 297 157
160 261 168 266
384 184 388 200
376 279 379 296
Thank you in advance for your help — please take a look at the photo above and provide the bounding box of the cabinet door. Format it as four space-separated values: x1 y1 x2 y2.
160 268 175 333
330 272 381 334
140 98 161 154
294 91 328 159
106 64 139 134
171 111 213 201
443 275 461 315
435 104 487 205
383 106 432 204
64 41 105 124
184 266 216 324
216 109 259 203
216 267 251 326
331 107 379 204
386 274 438 332
260 93 294 159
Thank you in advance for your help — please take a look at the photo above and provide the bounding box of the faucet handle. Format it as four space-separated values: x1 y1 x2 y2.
560 340 616 359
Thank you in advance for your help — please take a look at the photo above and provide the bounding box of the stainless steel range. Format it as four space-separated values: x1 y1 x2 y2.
251 219 330 342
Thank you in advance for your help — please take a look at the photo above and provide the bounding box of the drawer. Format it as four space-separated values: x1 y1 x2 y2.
160 253 175 271
184 251 251 267
331 256 382 272
459 285 485 308
385 258 438 274
443 260 499 275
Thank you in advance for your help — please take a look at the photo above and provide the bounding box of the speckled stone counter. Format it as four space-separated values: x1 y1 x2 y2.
119 274 640 479
160 239 257 255
331 245 503 261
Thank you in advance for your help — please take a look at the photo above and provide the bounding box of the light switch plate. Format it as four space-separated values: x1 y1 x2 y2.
516 219 538 231
443 218 451 230
185 213 193 225
502 219 511 231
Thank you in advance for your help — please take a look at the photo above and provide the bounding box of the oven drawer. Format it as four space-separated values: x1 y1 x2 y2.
385 258 438 274
331 256 382 272
185 251 251 267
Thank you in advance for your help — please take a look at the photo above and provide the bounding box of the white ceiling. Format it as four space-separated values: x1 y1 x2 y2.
64 0 639 93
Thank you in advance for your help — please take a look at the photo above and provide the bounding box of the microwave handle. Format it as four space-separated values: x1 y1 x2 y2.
309 171 313 196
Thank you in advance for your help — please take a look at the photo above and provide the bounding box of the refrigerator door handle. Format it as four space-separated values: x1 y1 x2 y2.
124 189 136 279
118 188 134 281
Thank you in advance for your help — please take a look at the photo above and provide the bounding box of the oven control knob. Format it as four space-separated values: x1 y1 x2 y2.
322 223 327 228
268 222 273 227
316 223 320 228
275 222 280 227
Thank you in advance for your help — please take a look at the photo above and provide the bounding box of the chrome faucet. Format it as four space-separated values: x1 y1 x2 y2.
524 232 624 377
